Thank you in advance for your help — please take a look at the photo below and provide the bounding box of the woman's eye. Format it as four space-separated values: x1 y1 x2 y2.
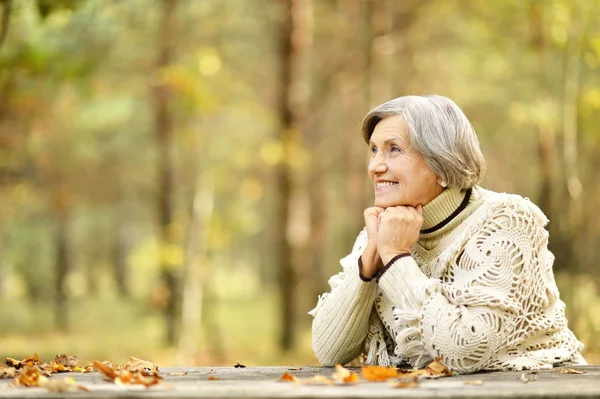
370 146 377 154
391 146 401 153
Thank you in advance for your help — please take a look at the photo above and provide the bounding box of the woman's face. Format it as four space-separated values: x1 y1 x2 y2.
368 115 444 208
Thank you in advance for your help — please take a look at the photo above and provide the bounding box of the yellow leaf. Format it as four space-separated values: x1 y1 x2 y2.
332 364 359 384
361 365 398 381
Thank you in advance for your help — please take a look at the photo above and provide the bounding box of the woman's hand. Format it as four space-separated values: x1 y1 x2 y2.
361 207 385 278
377 205 423 264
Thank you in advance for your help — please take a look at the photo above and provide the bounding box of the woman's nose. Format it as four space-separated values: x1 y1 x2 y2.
368 154 387 174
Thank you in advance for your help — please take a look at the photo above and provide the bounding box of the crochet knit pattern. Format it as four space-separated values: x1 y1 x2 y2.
310 187 585 374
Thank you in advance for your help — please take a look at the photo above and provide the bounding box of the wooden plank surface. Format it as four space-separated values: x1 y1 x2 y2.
1 365 598 398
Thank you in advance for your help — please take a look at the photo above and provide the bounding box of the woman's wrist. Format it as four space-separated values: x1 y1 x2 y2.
360 243 381 279
379 249 411 266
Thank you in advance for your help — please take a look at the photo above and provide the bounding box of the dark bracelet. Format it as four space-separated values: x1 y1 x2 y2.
375 253 412 283
358 256 375 282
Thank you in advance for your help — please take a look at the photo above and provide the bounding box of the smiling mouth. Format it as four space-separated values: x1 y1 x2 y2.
376 181 398 187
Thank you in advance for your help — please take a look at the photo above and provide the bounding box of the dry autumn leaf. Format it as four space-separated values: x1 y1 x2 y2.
277 372 298 383
0 367 16 379
425 358 452 376
361 365 399 381
557 368 584 374
11 362 47 388
332 364 359 384
6 358 23 369
125 356 159 373
53 354 79 369
208 376 220 381
93 360 164 389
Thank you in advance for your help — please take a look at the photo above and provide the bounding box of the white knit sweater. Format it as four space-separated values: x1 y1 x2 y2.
310 186 585 374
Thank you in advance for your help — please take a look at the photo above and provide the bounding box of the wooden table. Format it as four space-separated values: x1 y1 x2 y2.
1 365 598 398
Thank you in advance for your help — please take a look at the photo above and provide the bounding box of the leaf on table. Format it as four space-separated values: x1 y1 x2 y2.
425 358 452 376
208 375 220 381
277 372 298 383
5 358 23 370
332 364 359 384
520 371 537 383
464 380 484 385
93 361 119 381
234 362 246 368
11 362 47 387
93 360 163 388
0 367 16 379
361 365 399 381
557 368 584 374
42 377 89 392
125 356 159 373
168 371 188 376
388 376 419 389
23 354 41 366
53 354 79 369
300 375 334 385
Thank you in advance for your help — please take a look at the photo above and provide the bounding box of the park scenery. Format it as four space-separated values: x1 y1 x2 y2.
0 0 599 380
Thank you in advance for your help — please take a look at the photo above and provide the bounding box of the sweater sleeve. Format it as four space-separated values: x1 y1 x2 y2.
309 229 380 366
378 199 567 374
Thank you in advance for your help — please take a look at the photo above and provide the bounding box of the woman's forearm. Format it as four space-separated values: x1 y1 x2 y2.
311 266 379 366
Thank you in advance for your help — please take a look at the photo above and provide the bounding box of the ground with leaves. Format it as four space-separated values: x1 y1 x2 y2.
0 355 598 398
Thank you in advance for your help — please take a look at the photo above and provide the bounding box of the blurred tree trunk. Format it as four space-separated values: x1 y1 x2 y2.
344 0 373 244
52 186 72 331
529 1 555 218
561 2 587 273
0 0 11 49
276 0 310 351
153 0 179 345
112 222 130 298
177 172 214 365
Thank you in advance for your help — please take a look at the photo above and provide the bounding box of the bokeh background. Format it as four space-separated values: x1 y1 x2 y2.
1 0 599 367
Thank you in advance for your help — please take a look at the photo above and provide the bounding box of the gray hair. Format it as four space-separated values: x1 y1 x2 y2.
361 94 486 189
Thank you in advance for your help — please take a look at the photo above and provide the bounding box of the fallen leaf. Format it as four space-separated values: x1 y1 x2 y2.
520 371 537 383
557 368 584 374
11 362 46 387
5 358 23 369
93 360 163 388
0 367 16 379
42 377 89 392
465 380 484 386
332 364 359 384
425 358 452 376
125 357 159 373
168 371 188 376
361 365 399 381
234 362 246 368
93 361 119 381
277 372 298 383
388 376 419 389
53 354 79 369
208 376 220 381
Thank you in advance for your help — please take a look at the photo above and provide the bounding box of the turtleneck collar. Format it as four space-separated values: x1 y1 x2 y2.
420 187 471 233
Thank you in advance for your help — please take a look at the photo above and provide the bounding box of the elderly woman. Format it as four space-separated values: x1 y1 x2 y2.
309 95 586 374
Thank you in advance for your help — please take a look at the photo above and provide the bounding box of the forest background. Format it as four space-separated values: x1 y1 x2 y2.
1 0 599 366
